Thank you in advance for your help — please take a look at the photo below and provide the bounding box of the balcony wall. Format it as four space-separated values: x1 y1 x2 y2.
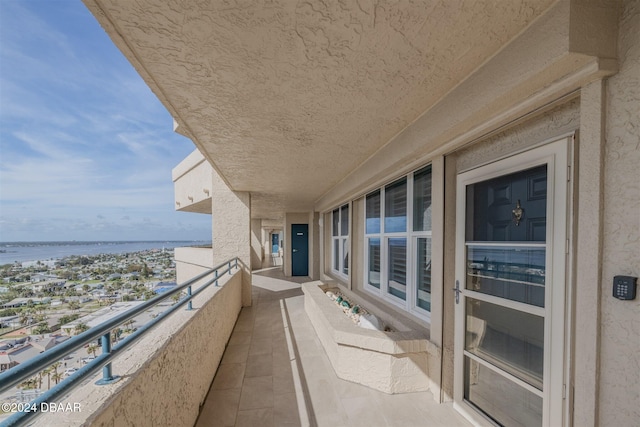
175 246 214 280
172 150 213 214
33 269 243 427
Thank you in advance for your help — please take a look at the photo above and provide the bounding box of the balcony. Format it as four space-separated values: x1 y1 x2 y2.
172 150 213 214
5 266 470 427
194 268 471 427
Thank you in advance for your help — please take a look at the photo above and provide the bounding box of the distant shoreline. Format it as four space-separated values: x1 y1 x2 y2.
0 241 211 265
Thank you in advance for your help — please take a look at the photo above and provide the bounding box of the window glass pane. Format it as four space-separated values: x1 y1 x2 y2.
465 297 544 389
333 239 339 271
366 190 381 234
385 178 407 233
465 165 547 242
416 237 431 311
367 238 380 288
464 356 542 427
466 245 545 307
342 238 349 275
332 209 339 237
387 238 406 300
413 166 432 232
340 205 349 236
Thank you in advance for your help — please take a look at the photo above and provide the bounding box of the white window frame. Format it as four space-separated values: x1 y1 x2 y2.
331 203 350 280
364 165 433 321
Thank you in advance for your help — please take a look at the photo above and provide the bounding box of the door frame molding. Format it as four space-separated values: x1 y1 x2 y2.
452 136 571 427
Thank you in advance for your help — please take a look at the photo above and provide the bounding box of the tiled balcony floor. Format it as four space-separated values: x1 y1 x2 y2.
195 267 471 427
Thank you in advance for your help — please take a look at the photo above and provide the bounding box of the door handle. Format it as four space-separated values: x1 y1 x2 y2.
453 280 460 304
293 249 298 253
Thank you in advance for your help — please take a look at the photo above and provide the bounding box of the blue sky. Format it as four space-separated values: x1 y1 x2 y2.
0 1 212 242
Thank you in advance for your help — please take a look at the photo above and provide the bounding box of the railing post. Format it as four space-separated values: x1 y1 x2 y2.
228 261 232 274
187 285 193 311
235 258 238 269
96 333 119 385
214 269 219 286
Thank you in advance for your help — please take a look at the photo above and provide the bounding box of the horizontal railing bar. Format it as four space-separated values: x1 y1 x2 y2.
0 261 238 427
0 258 237 394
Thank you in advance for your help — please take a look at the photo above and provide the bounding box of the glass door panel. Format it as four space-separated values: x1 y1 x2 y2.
464 356 543 427
466 245 546 307
458 160 551 427
465 298 544 389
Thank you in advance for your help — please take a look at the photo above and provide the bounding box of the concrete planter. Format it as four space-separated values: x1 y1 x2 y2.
302 281 440 395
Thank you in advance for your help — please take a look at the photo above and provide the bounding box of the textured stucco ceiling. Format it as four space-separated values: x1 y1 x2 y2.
86 0 556 220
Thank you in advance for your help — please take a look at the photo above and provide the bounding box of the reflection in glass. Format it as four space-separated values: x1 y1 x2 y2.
464 356 542 427
342 239 349 275
416 237 431 311
340 205 349 236
466 245 545 307
413 166 432 232
387 238 406 300
385 178 407 233
366 190 381 234
332 208 339 236
367 238 380 289
465 298 543 389
333 240 339 271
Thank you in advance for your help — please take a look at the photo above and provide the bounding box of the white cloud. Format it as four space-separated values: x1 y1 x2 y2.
0 2 210 241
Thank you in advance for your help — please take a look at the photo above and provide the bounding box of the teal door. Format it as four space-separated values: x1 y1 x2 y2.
291 224 308 276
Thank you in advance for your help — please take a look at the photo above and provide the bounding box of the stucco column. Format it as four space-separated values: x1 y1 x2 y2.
211 170 252 307
574 79 606 427
250 219 262 270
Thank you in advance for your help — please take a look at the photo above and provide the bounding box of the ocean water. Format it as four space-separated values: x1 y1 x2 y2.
0 241 209 265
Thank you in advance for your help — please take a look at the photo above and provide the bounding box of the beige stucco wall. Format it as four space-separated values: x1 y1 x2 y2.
172 149 213 214
250 218 262 269
174 246 214 274
34 270 243 427
599 1 640 425
211 167 252 307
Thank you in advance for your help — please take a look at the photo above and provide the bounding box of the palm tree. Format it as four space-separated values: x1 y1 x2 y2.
18 378 37 390
50 361 61 377
87 344 99 358
51 371 63 385
111 328 122 344
19 309 32 327
74 322 89 335
36 370 45 389
49 361 63 386
43 366 52 390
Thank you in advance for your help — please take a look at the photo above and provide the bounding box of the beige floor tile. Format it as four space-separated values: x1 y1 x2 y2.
273 369 295 395
248 337 273 356
233 319 254 332
220 344 250 365
212 363 246 390
195 389 240 427
341 395 389 427
273 392 301 427
238 376 273 410
235 408 274 427
228 330 252 346
244 353 273 378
